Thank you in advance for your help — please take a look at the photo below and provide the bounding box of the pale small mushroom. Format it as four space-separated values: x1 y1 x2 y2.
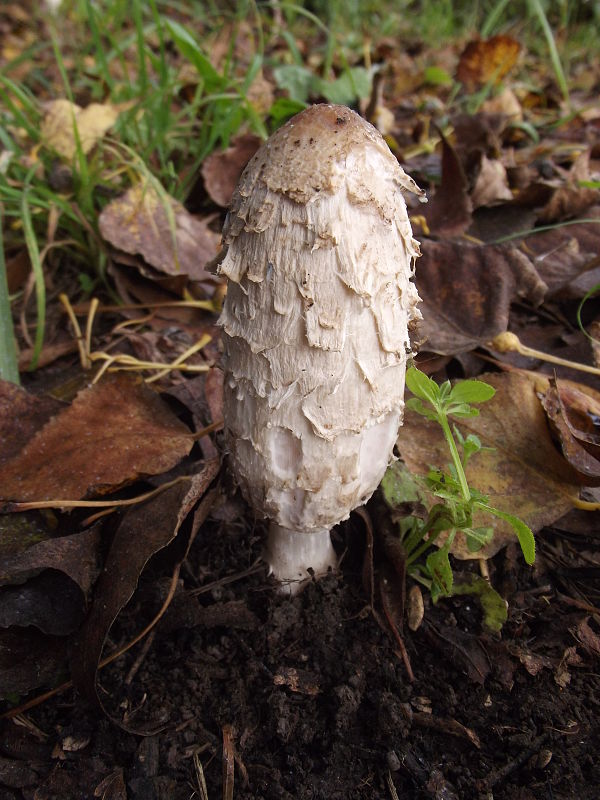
217 103 424 593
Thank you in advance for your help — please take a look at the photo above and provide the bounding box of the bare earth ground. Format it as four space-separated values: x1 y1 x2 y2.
1 505 599 800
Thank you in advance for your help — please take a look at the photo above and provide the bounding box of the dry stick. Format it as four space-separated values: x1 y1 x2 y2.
3 474 193 513
490 331 600 377
71 299 218 314
486 732 549 789
189 560 264 597
146 335 212 383
354 506 375 607
222 725 235 800
59 292 90 368
124 630 157 686
60 293 214 382
557 592 600 616
193 753 210 800
386 771 400 800
379 593 415 683
355 508 414 681
6 444 221 515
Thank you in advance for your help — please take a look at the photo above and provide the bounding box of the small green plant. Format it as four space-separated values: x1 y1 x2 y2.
382 367 535 604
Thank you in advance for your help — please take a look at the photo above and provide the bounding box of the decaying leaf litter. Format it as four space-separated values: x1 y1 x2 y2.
1 4 600 798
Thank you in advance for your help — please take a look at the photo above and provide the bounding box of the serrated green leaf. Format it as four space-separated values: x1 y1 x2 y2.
464 433 482 449
406 366 440 406
427 544 454 599
476 504 536 564
458 431 484 464
446 403 480 418
439 380 452 401
464 526 494 552
381 461 422 506
449 379 496 405
452 573 508 632
405 397 439 421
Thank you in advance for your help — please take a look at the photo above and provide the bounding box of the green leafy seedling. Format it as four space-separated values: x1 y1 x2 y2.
382 367 535 606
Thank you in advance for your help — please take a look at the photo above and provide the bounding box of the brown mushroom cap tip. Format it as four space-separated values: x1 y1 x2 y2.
235 103 425 205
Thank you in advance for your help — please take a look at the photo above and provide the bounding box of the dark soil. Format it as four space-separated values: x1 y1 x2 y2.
1 505 599 800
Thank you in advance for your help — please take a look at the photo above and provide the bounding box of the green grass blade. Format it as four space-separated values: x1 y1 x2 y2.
491 217 600 245
83 0 114 91
148 0 169 85
576 282 600 343
527 0 570 105
132 0 149 95
164 19 224 92
481 0 512 37
20 191 46 371
0 215 20 384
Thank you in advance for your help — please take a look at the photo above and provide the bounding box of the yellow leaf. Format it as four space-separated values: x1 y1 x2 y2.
41 99 119 160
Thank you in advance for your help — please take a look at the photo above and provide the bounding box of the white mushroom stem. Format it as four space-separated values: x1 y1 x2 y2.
264 524 337 594
218 104 424 592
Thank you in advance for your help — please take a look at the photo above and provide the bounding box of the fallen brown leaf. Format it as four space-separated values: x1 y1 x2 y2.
572 617 600 657
456 35 521 91
0 526 102 596
201 134 262 207
93 769 127 800
0 628 67 698
70 461 219 715
423 135 472 237
471 155 513 208
452 112 506 162
558 381 600 445
541 378 600 485
481 87 523 120
5 250 30 293
518 211 600 298
416 240 546 355
0 571 85 635
537 150 600 224
0 374 193 503
99 182 219 282
0 381 64 465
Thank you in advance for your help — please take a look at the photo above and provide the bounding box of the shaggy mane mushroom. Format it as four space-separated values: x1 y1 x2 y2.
218 103 424 593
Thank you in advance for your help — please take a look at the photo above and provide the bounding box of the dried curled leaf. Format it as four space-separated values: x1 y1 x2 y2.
541 377 600 485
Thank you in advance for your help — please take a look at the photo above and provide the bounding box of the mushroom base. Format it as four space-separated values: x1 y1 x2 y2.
264 523 337 595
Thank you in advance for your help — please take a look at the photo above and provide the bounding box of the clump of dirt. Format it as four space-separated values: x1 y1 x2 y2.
1 509 599 800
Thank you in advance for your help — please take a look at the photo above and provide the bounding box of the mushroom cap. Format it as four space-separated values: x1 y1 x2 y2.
218 104 422 535
232 102 424 205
